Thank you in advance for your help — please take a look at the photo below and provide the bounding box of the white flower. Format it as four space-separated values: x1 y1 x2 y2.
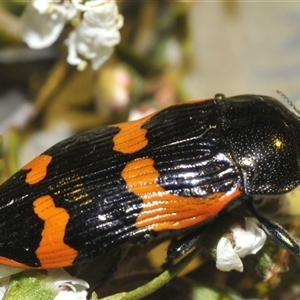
0 269 89 300
20 0 123 70
54 290 88 300
20 0 77 49
66 1 123 70
0 277 10 300
216 217 267 272
50 269 89 300
0 265 24 279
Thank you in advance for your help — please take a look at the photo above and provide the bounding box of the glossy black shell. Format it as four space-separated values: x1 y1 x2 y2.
0 94 299 267
219 95 300 194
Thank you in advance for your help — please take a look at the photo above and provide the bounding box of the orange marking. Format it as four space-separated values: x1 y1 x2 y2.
0 256 32 268
122 158 241 232
112 113 155 154
22 154 52 185
33 195 78 268
112 99 210 154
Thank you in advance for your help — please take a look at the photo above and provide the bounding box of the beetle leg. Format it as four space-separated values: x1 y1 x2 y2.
245 197 300 255
167 231 203 260
162 231 203 270
165 223 213 268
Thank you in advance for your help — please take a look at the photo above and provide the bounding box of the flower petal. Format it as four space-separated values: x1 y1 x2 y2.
234 218 267 258
216 237 244 272
216 218 267 272
20 1 77 49
49 269 89 291
66 1 123 70
0 265 24 279
20 2 65 49
54 290 88 300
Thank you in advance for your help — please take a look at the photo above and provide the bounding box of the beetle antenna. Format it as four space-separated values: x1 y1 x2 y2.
276 90 300 116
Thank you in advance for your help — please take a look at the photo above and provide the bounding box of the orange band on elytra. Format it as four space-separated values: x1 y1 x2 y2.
22 154 52 185
0 255 32 268
121 158 241 232
33 195 78 268
112 113 155 154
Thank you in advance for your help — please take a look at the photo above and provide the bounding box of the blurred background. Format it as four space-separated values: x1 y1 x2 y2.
2 2 300 163
0 1 300 164
1 1 300 299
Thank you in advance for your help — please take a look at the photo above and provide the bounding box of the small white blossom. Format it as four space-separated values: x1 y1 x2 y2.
20 0 123 70
66 1 123 70
54 290 88 300
0 265 24 279
50 269 89 291
216 218 267 272
0 277 10 300
0 269 89 300
50 269 89 300
20 1 76 49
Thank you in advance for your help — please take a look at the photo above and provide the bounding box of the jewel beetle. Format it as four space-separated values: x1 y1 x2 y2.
0 93 300 270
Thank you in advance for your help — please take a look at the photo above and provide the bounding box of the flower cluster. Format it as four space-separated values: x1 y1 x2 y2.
20 0 123 70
